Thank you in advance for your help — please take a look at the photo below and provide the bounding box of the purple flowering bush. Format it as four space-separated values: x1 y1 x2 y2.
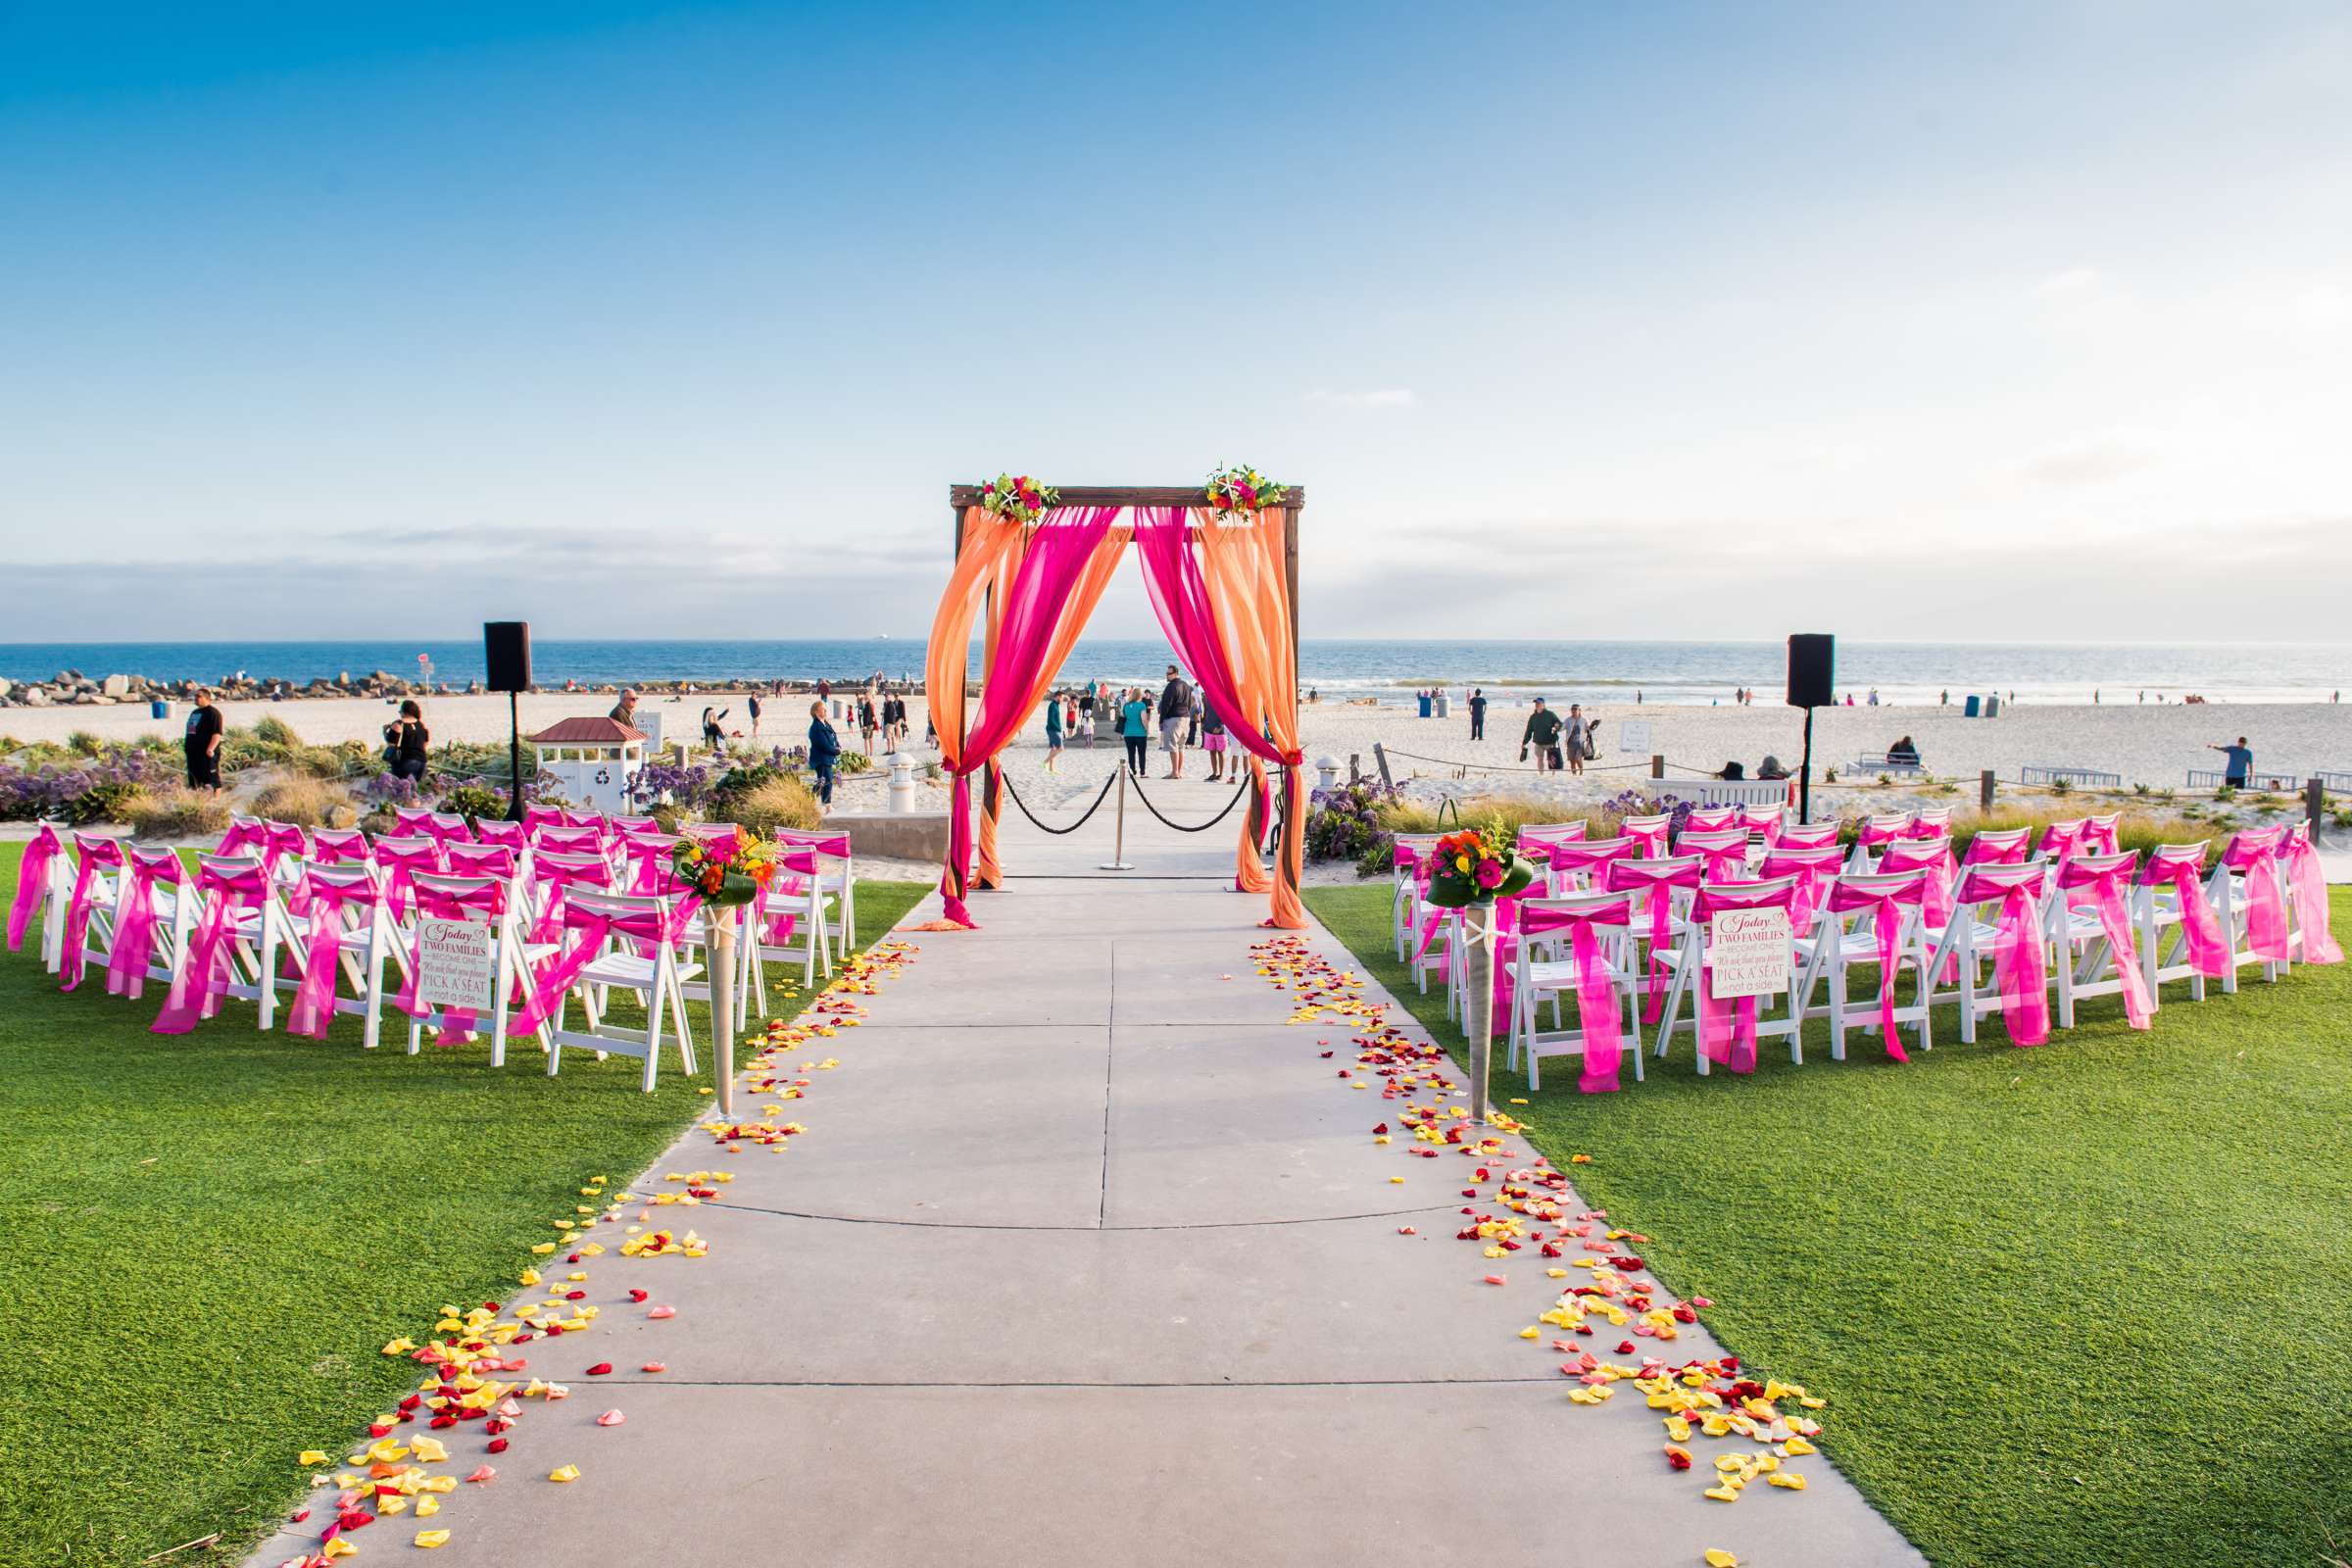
0 747 163 825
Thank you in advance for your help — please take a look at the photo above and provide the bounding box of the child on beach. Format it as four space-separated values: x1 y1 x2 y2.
1044 691 1063 772
1201 701 1228 781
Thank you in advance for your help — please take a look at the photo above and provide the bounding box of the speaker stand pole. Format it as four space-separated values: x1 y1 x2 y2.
1798 706 1815 825
507 689 524 822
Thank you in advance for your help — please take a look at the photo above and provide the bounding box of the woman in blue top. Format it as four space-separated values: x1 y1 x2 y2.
1043 689 1064 773
807 701 841 807
1119 688 1151 777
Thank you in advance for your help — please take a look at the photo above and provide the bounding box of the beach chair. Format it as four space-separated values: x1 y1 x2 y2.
1795 869 1936 1060
1918 861 2053 1046
1649 875 1809 1072
2050 852 2155 1031
1506 892 1642 1092
525 849 613 949
372 836 446 924
532 822 606 859
2136 844 2230 1004
281 863 400 1050
517 889 701 1091
57 833 130 992
395 871 541 1064
423 811 476 847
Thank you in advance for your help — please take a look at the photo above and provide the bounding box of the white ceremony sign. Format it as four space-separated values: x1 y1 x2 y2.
1708 906 1790 1000
1617 719 1653 756
415 916 496 1012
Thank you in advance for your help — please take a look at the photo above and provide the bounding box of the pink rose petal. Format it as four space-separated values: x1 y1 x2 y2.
466 1467 496 1484
647 1305 676 1320
596 1409 625 1427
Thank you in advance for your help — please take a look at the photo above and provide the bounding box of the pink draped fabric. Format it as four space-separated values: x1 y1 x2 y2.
750 847 822 945
425 812 476 847
513 898 677 1035
534 824 605 858
2141 847 2230 979
2057 853 2155 1028
1740 805 1786 847
474 818 529 850
1515 823 1589 864
1677 831 1749 884
286 875 383 1038
1134 508 1304 912
1604 857 1701 1023
773 829 854 858
59 836 127 991
1517 898 1635 1093
1825 873 1931 1061
1856 816 1909 852
153 860 270 1033
523 806 568 837
1682 807 1739 833
1904 811 1951 841
310 828 373 866
937 507 1121 926
105 849 181 1000
374 839 443 921
264 822 309 872
395 879 506 1043
2083 815 2122 857
621 836 677 896
559 807 603 830
393 807 437 837
1957 864 2050 1046
1620 815 1671 859
1547 837 1642 892
2222 828 2291 962
2281 827 2344 964
1880 840 1959 982
447 844 519 880
1964 828 2032 866
8 822 65 952
1776 821 1840 851
1690 880 1799 1073
218 818 270 858
2037 820 2089 863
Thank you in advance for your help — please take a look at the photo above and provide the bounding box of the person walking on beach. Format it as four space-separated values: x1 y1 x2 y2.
1468 688 1487 741
1200 699 1229 782
183 687 224 792
2209 736 2253 789
806 702 840 807
1043 689 1063 772
1521 698 1565 771
1158 664 1193 779
1120 687 1151 777
1563 703 1598 776
747 692 762 738
384 699 430 782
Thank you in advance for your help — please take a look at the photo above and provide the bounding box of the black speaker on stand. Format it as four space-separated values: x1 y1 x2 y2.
484 621 532 822
1786 633 1835 824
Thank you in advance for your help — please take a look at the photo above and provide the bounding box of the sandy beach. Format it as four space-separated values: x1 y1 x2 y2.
13 688 2349 813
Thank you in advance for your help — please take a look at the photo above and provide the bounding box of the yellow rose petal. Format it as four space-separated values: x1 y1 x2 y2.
549 1464 581 1483
1705 1552 1740 1568
415 1528 452 1548
299 1449 329 1466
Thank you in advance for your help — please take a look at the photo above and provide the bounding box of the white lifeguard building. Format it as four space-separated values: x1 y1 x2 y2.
526 716 648 813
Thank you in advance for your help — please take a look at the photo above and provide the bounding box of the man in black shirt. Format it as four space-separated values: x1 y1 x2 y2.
183 688 224 791
1468 688 1488 741
1520 698 1564 771
1158 665 1194 778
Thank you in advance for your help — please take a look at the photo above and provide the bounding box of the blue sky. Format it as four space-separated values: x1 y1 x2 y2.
3 1 2347 640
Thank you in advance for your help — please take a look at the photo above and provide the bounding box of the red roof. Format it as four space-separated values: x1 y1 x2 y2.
526 716 647 746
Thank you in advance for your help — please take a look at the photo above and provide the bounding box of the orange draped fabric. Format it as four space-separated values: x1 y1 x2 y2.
923 509 1020 915
1195 507 1305 929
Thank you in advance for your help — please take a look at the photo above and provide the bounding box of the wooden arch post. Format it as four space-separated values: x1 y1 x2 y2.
943 486 1305 891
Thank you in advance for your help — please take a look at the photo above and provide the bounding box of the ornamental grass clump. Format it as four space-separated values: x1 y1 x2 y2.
122 785 232 840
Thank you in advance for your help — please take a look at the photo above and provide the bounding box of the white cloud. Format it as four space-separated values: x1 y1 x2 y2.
2019 434 2161 489
2034 267 2103 297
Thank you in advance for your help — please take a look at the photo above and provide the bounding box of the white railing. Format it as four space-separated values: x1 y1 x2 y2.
2021 764 2122 788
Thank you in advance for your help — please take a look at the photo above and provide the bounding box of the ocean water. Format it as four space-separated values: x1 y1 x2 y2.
1 639 2346 706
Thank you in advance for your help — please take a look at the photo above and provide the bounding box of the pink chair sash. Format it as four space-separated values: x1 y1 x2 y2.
447 843 519 880
1518 896 1636 1094
310 828 373 866
2057 855 2155 1029
1682 807 1739 833
522 806 568 836
1856 816 1909 850
1956 865 2050 1046
1964 828 2032 865
372 839 443 921
1825 874 1931 1061
424 812 476 846
1776 821 1840 851
751 848 823 945
513 898 679 1035
560 808 604 830
1677 830 1749 884
1879 840 1959 981
1689 879 1799 1073
2037 820 2089 863
2222 829 2291 962
152 861 270 1033
7 822 65 952
529 857 613 943
1515 823 1590 863
620 837 680 895
285 875 384 1038
2083 815 2122 857
1905 810 1951 841
1604 858 1703 1023
2139 847 2230 979
217 819 270 858
1739 806 1785 847
1760 846 1840 932
1619 816 1671 859
1547 837 1642 891
393 807 437 837
60 837 127 991
473 818 528 850
105 850 181 1000
2281 828 2343 965
263 822 309 871
394 880 506 1043
534 824 605 857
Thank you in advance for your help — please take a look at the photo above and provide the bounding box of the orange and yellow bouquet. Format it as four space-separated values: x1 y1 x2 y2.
669 826 780 907
1423 825 1534 907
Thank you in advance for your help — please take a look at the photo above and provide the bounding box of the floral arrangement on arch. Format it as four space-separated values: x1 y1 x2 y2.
670 825 781 907
1423 824 1534 907
979 474 1058 526
1205 463 1288 520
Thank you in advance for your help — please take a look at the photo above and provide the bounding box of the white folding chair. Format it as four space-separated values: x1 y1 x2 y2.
105 845 190 1002
1390 834 1444 959
400 871 541 1064
283 863 400 1050
773 828 858 954
534 889 701 1091
2136 844 2223 1004
58 832 131 991
742 848 836 1007
1919 861 2052 1044
1796 868 1936 1059
2049 852 2154 1029
1650 875 1810 1072
1508 892 1642 1091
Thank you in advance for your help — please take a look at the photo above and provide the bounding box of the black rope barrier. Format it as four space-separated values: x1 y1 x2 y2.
998 771 1119 835
1124 774 1254 834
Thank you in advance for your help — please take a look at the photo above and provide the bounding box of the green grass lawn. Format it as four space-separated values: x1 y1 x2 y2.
0 843 927 1566
1305 882 2352 1568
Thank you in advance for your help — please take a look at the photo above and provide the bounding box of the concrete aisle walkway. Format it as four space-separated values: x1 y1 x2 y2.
253 773 1924 1568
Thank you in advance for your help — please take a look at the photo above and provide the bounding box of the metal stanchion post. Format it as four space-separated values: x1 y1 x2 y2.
1100 765 1134 871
